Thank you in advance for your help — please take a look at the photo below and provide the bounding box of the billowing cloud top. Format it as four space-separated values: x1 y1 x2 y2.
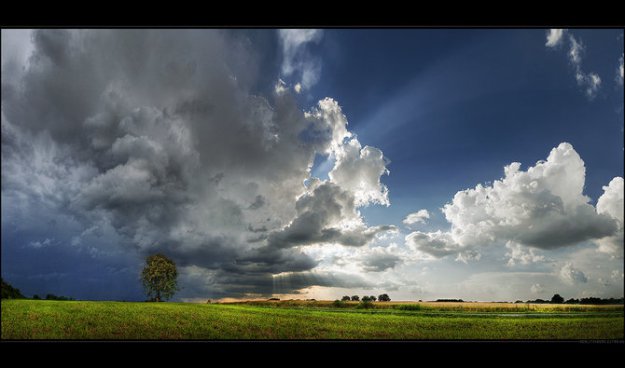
403 210 430 226
406 143 623 260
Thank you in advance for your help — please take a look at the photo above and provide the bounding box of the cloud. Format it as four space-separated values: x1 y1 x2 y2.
274 79 288 95
595 177 624 256
266 181 395 249
1 30 393 298
545 29 564 47
404 143 621 262
568 34 583 65
360 246 402 272
329 137 390 207
248 195 266 210
505 241 545 266
576 72 601 98
405 231 459 258
1 29 34 86
546 31 602 99
441 143 617 249
303 98 353 155
567 35 602 99
530 283 544 294
559 262 588 284
28 238 52 249
455 249 482 264
278 29 323 91
403 209 430 226
597 177 624 224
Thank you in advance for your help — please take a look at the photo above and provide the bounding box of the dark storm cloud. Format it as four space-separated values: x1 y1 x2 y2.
248 195 265 210
267 182 395 249
179 268 373 299
2 29 394 298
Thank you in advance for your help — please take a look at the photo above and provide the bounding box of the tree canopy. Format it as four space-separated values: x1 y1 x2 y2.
551 294 564 304
141 254 178 302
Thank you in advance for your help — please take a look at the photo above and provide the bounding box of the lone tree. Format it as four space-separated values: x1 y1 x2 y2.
551 294 564 304
378 293 391 302
341 295 351 301
141 254 178 302
351 295 360 301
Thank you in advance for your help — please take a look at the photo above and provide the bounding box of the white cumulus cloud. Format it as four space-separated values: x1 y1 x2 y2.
442 143 616 249
329 138 390 207
595 177 624 256
545 29 564 47
404 143 621 262
403 209 430 226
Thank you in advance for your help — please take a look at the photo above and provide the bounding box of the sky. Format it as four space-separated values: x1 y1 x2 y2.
1 29 623 302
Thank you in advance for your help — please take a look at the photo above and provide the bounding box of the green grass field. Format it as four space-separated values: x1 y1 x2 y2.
2 299 623 340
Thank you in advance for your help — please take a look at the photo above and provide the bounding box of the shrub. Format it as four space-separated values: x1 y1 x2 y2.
356 301 375 309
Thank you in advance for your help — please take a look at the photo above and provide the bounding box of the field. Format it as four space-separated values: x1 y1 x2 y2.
2 299 623 340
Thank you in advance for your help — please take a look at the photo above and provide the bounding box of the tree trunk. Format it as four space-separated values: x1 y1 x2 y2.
156 291 161 302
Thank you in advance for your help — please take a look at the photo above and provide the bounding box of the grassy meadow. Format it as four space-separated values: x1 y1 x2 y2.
2 299 623 340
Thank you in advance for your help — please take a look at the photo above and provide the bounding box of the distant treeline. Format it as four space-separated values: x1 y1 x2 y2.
1 278 26 299
2 278 75 301
33 294 75 301
522 297 625 305
435 299 464 302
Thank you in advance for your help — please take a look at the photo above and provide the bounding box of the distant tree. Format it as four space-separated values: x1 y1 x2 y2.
141 254 178 302
551 294 564 304
378 293 391 302
1 278 25 299
351 295 360 301
44 294 73 301
357 300 375 309
370 296 377 302
341 296 351 301
565 298 579 304
33 294 41 300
